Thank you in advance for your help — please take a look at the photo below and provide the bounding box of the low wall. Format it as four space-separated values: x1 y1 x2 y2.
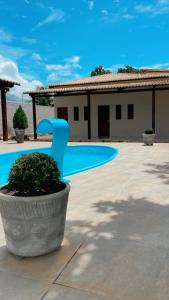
0 102 54 137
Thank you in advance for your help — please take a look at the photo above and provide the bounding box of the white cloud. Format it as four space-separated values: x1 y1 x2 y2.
135 5 153 13
135 0 169 16
0 44 28 60
101 9 134 23
65 56 80 64
48 72 81 82
46 56 81 82
21 37 36 45
0 28 13 43
101 0 169 22
141 62 169 69
46 64 70 71
46 56 81 71
32 52 42 61
34 8 65 29
101 10 109 15
122 13 134 20
88 1 94 10
158 0 169 4
0 55 42 101
0 29 28 61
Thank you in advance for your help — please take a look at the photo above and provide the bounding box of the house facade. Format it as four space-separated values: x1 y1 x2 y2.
50 71 169 141
26 69 169 141
54 90 169 141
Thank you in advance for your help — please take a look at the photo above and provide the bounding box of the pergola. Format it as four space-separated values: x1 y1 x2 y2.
0 78 20 141
24 74 169 140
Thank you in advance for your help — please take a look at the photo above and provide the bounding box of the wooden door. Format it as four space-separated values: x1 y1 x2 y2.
57 107 68 121
98 105 110 137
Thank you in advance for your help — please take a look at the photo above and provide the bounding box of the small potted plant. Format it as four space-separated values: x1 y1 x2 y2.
13 105 28 143
0 153 70 257
142 129 155 145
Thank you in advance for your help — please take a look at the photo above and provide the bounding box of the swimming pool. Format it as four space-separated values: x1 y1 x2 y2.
0 145 118 185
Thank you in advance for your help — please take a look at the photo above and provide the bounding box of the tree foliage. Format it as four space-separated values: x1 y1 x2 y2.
35 86 54 107
117 65 142 74
90 65 112 77
13 105 28 129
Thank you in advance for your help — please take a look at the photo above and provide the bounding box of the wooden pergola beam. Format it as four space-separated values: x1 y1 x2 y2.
0 83 14 89
87 92 91 140
0 79 20 141
1 89 8 141
152 87 156 131
32 95 37 140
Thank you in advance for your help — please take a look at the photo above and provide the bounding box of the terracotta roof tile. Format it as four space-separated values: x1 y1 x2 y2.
0 78 20 86
48 72 169 88
24 78 169 95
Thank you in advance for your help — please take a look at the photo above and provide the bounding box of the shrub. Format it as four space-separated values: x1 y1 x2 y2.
8 153 61 196
144 129 154 134
13 105 28 129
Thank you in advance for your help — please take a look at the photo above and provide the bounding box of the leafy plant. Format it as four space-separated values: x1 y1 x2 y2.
35 86 54 107
13 106 28 129
144 129 154 134
8 153 61 196
91 65 112 77
117 65 142 74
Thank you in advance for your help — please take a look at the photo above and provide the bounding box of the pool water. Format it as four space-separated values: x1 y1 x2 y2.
0 145 118 185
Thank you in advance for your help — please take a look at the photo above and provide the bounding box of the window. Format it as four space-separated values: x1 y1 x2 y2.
57 107 68 121
84 106 89 121
116 105 122 120
74 107 79 121
128 104 134 119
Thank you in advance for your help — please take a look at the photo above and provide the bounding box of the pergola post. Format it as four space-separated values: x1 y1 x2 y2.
31 94 37 140
152 87 156 131
87 92 91 140
1 89 8 141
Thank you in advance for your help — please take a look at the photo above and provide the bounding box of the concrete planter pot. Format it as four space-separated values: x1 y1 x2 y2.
0 183 70 257
14 129 25 143
142 133 155 146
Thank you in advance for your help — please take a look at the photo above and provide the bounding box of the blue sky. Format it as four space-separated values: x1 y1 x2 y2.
1 0 169 100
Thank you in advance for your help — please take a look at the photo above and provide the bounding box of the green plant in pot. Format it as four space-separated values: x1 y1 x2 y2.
13 105 28 143
142 128 155 146
0 153 70 257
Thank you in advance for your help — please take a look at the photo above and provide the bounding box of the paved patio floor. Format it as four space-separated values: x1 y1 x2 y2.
0 141 169 299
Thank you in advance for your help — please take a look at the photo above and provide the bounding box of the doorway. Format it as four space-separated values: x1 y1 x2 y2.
57 107 68 121
98 105 110 138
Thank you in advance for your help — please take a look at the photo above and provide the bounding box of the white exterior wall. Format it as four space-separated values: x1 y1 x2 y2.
156 90 169 138
0 102 54 137
91 92 152 139
54 90 169 140
54 95 88 140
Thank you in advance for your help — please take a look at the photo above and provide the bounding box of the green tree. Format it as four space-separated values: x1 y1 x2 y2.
90 65 112 77
117 65 142 74
35 86 54 107
13 105 28 129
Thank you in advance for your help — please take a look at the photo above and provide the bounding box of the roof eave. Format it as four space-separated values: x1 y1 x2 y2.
24 81 169 96
0 78 21 88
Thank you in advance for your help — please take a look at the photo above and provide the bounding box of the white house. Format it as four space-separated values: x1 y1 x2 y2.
26 69 169 141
